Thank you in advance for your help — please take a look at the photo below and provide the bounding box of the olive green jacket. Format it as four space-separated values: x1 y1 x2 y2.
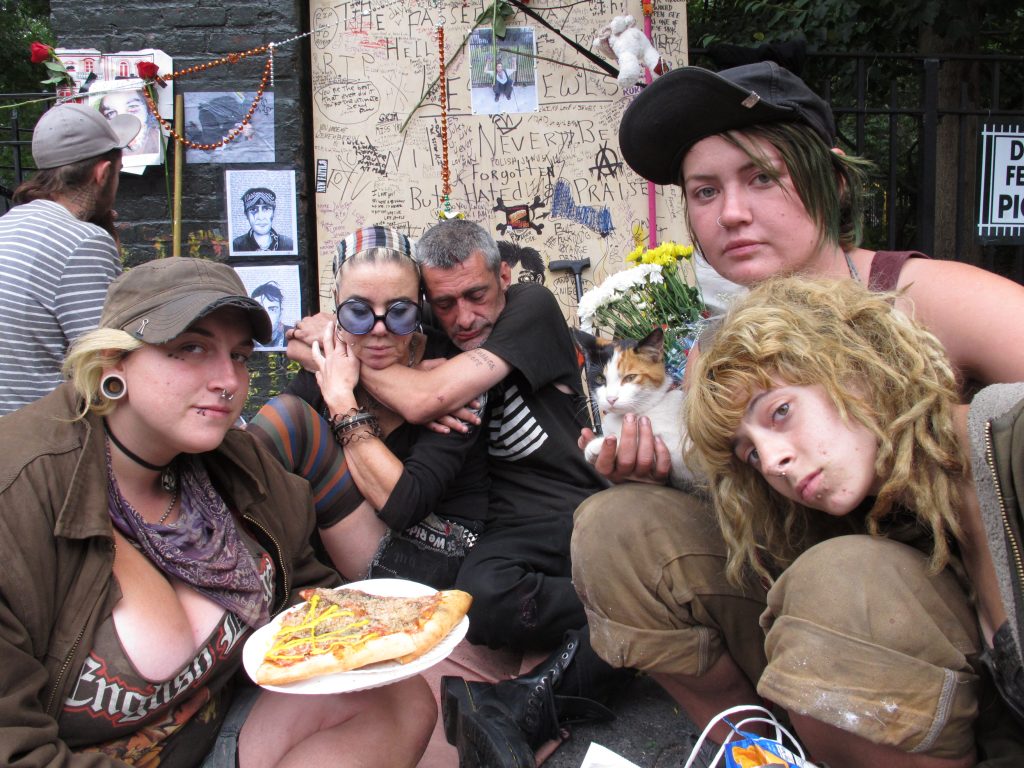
0 383 339 767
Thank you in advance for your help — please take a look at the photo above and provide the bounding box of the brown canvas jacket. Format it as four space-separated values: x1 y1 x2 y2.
0 383 340 767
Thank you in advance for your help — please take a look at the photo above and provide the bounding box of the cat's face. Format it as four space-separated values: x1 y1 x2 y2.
573 327 669 415
597 345 668 414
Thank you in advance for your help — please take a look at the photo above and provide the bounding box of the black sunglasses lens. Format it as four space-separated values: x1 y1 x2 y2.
385 302 420 335
337 301 374 334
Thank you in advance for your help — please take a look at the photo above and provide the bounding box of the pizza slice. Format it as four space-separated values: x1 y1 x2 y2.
255 585 472 686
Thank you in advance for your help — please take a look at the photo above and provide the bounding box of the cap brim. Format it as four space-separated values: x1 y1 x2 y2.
109 113 143 148
619 67 797 186
134 292 273 345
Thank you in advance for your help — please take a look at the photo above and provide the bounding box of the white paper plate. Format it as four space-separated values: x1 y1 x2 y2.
243 578 469 694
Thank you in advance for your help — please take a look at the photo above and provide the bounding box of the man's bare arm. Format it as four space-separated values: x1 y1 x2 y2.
360 347 512 424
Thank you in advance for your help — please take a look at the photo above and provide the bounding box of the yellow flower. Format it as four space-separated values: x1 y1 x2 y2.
626 241 695 270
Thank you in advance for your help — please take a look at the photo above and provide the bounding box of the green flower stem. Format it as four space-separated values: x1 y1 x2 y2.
589 263 704 345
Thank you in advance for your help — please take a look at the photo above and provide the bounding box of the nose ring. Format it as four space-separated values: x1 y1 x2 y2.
221 389 235 401
716 216 725 229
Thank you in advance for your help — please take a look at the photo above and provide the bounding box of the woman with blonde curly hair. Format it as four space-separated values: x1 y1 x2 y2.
684 276 1023 767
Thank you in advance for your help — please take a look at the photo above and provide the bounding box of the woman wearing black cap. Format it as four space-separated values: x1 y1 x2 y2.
0 258 434 767
589 62 1024 483
573 63 1024 767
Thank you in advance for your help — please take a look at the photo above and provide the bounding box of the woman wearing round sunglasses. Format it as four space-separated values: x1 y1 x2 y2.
247 226 489 590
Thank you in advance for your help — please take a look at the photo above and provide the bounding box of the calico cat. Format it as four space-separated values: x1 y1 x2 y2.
573 326 693 489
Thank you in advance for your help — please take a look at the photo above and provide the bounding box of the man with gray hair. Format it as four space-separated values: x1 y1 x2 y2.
0 103 139 414
353 218 625 767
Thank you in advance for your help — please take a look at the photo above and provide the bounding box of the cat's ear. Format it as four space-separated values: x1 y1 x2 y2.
635 326 666 362
572 328 600 359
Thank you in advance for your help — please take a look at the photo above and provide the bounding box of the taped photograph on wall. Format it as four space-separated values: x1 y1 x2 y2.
185 92 276 164
87 81 163 171
234 263 302 351
58 48 174 174
226 169 298 256
469 27 538 115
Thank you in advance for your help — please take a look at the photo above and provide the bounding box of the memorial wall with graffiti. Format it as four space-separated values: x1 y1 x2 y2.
309 0 689 321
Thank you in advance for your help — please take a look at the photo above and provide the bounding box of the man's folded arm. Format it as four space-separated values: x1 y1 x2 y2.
360 347 512 424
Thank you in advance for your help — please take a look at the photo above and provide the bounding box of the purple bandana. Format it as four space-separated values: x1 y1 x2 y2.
106 447 271 629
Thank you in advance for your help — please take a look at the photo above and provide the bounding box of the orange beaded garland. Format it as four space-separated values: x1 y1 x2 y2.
437 24 451 211
141 46 272 151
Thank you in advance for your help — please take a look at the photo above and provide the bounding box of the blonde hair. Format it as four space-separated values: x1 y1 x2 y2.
686 277 966 585
62 328 143 419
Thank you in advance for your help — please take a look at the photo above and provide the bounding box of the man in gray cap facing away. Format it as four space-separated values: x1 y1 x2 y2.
0 102 140 414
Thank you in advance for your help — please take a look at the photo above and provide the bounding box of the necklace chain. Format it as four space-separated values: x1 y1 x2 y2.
844 251 863 283
158 487 179 525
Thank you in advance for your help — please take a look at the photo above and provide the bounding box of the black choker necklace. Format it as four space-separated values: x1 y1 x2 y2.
103 419 178 493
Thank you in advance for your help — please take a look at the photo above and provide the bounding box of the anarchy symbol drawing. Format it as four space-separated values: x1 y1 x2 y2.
590 141 623 179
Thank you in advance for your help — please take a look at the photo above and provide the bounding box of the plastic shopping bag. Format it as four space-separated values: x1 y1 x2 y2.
683 705 820 768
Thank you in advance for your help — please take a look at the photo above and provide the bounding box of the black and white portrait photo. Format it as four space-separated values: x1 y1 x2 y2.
234 263 302 351
185 91 275 164
226 169 298 256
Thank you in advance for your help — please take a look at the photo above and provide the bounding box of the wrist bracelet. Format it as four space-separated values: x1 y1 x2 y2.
328 407 364 429
328 408 375 437
331 413 378 436
335 421 382 447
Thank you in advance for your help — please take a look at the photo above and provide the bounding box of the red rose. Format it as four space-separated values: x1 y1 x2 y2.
30 41 52 64
136 61 160 79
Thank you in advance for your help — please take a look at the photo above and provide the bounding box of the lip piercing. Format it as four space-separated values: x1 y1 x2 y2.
221 389 235 401
716 216 725 228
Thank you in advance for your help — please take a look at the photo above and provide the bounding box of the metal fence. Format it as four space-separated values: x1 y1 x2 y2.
5 50 1024 283
689 49 1024 282
0 94 48 215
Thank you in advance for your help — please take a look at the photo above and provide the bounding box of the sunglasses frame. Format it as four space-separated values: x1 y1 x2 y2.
335 298 421 336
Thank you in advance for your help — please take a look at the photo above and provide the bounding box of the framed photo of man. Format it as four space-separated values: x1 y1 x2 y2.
226 169 298 257
234 263 303 351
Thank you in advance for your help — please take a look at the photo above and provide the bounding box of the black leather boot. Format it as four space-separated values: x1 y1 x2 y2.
441 629 630 768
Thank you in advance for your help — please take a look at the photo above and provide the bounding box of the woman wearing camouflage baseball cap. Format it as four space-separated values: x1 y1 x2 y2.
0 257 434 767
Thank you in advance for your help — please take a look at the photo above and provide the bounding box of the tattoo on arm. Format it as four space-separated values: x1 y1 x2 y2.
467 350 496 372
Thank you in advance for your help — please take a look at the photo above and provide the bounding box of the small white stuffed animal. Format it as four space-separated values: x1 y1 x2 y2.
593 15 662 90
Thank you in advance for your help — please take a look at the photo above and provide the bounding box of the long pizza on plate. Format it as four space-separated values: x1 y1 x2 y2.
255 585 472 686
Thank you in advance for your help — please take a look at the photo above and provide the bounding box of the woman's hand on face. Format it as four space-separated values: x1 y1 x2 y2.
312 322 361 408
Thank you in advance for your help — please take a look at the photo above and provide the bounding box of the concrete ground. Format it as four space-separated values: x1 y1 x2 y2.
543 674 699 768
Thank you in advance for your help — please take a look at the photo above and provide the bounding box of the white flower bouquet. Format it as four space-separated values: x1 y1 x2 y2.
577 242 705 381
